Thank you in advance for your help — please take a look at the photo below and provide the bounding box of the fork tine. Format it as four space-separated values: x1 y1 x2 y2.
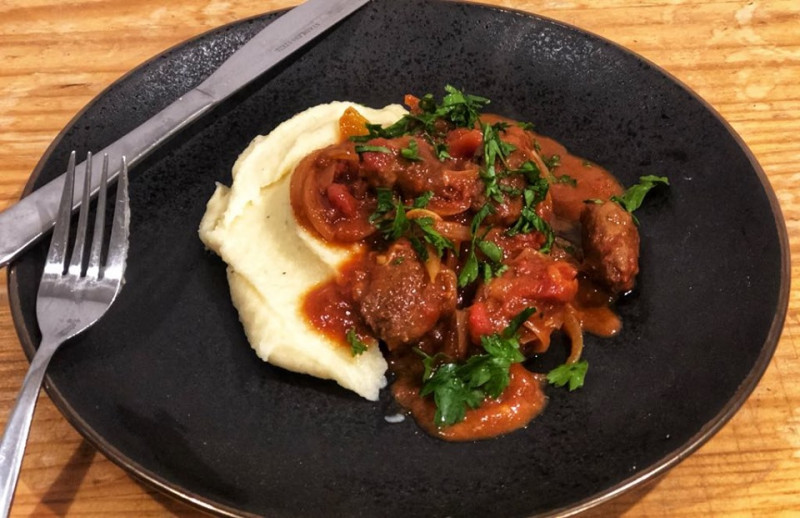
67 152 93 277
86 154 108 279
102 156 129 281
43 151 76 276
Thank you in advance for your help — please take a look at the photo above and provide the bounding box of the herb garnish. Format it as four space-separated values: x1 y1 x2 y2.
401 139 422 161
412 190 434 208
370 189 455 261
346 327 369 357
350 85 489 144
505 161 555 253
550 173 577 187
547 360 589 391
611 175 670 213
355 144 392 155
544 154 561 170
458 204 507 287
480 122 516 203
418 307 536 427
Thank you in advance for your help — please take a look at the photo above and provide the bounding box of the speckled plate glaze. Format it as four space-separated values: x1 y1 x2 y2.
8 1 789 516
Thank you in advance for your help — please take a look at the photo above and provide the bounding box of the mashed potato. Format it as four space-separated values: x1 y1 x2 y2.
199 101 408 401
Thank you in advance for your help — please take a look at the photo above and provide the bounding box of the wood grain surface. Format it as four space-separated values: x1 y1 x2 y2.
0 0 798 516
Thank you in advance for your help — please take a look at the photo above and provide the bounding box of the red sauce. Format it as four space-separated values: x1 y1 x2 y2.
294 99 639 441
392 364 547 441
534 134 625 222
302 252 372 352
573 278 622 337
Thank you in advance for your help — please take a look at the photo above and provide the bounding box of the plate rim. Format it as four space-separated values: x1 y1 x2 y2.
6 2 791 516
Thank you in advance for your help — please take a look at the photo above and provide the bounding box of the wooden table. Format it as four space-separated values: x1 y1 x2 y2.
0 0 797 516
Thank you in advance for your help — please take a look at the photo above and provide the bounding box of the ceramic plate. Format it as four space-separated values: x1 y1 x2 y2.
9 1 789 516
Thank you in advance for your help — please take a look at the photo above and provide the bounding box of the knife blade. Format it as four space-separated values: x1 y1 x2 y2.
0 0 370 268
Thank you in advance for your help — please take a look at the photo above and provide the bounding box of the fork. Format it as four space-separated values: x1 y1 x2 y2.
0 151 130 517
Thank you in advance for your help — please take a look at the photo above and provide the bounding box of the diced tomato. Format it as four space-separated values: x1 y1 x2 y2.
326 183 357 217
467 302 495 343
446 128 483 159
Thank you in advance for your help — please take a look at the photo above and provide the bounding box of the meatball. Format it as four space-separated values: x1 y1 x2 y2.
580 201 640 294
355 240 456 349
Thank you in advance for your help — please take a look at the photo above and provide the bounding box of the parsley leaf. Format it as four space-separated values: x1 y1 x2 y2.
352 85 490 145
547 360 589 391
412 190 433 209
370 187 395 224
350 119 412 142
414 217 454 258
401 139 422 161
550 173 577 187
503 307 536 338
505 161 555 253
544 154 561 170
433 141 451 161
435 85 491 129
385 199 410 241
458 204 502 287
370 190 455 261
477 240 503 264
480 122 516 203
419 307 535 427
611 175 670 213
346 327 369 357
458 252 480 288
355 144 393 154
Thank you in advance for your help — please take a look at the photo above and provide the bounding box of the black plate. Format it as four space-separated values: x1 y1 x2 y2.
9 1 790 516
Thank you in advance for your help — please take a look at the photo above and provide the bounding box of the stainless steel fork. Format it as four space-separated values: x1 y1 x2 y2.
0 151 130 517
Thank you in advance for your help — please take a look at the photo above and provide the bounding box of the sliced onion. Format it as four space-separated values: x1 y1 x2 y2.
563 304 584 364
435 221 471 243
423 244 441 282
406 208 441 221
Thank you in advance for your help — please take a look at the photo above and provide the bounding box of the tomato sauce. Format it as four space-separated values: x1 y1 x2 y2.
302 253 372 352
295 96 640 441
392 364 547 441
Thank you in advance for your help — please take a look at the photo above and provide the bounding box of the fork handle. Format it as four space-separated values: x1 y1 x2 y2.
0 337 60 518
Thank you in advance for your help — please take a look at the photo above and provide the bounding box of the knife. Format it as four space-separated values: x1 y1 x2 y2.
0 0 370 268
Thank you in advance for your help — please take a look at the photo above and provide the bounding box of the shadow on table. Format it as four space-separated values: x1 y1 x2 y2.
32 440 96 516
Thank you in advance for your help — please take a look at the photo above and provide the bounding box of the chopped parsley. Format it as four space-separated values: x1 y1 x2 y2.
544 154 561 170
480 122 516 203
416 85 490 131
346 327 369 357
611 175 670 213
505 161 555 253
458 204 506 287
350 85 489 144
401 139 422 161
433 140 451 161
355 144 392 154
550 173 577 187
547 360 589 391
370 189 455 261
418 308 535 427
412 190 433 209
